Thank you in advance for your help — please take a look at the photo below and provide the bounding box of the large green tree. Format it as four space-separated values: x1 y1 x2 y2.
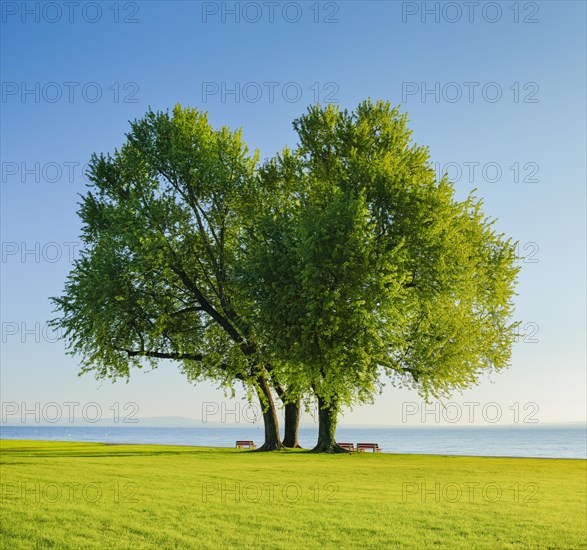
51 105 293 451
245 100 520 452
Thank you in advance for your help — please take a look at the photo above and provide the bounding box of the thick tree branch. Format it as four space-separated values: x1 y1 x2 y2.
169 264 244 344
123 347 246 383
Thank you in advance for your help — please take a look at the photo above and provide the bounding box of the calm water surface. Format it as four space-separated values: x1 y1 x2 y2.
1 425 585 459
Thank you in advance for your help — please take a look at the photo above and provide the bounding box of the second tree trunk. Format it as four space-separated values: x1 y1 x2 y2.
282 400 302 448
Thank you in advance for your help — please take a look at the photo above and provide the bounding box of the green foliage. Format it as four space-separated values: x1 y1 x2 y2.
51 105 261 389
245 100 519 406
52 100 519 417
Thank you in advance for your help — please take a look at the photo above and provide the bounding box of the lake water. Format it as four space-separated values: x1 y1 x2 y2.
1 425 585 459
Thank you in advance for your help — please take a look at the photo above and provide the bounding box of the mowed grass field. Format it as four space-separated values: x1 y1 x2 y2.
1 440 585 549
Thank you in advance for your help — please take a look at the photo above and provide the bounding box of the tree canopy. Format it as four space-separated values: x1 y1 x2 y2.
52 100 519 452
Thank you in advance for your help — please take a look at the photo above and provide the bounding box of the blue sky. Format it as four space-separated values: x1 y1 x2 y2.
1 1 585 427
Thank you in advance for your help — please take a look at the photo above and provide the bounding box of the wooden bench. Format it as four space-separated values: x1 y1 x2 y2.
338 442 356 452
235 440 256 449
356 443 381 453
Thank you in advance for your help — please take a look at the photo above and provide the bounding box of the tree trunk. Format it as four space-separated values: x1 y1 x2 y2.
255 375 285 451
311 395 347 453
282 400 302 448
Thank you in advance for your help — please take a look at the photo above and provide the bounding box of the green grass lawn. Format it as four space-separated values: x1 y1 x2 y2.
1 440 585 549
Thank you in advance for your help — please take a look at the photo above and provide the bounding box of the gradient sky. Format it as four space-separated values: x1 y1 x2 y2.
1 1 585 427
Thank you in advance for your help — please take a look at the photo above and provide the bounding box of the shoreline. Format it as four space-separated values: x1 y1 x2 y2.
1 438 585 461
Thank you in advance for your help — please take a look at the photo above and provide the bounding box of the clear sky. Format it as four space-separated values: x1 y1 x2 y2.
1 1 585 428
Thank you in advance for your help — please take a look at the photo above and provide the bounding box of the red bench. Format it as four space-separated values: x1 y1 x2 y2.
338 442 356 451
236 440 256 449
356 443 381 453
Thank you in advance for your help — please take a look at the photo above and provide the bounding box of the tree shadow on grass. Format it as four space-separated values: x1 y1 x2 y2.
1 443 356 460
